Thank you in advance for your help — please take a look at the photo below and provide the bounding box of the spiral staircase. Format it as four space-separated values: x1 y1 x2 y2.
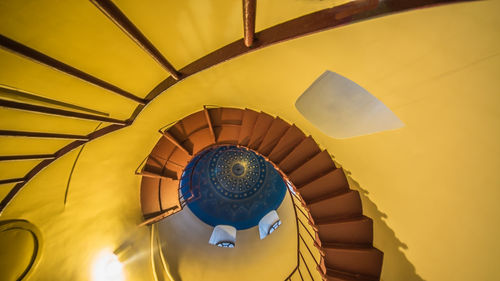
138 107 383 281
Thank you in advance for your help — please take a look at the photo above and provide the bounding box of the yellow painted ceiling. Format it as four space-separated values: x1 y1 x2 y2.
1 1 499 281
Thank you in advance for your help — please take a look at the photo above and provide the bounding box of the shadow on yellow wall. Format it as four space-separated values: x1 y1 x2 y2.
346 173 425 281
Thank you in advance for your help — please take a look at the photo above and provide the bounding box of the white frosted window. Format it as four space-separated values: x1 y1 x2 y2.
209 225 236 248
296 71 404 138
259 210 281 239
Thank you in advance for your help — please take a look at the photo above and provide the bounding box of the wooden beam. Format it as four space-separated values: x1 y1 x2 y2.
0 84 109 116
0 34 146 104
203 106 216 143
243 0 257 47
161 131 192 156
143 0 477 104
143 0 381 102
0 178 25 185
0 130 89 140
0 124 126 213
90 0 181 80
0 98 128 124
0 154 55 161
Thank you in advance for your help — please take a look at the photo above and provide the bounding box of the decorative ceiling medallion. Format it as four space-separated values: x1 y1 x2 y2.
181 145 287 230
209 146 266 200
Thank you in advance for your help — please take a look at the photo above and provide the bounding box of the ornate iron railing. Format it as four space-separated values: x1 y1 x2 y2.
285 182 323 281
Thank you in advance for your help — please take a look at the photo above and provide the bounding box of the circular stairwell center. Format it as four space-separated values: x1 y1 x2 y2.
139 107 384 281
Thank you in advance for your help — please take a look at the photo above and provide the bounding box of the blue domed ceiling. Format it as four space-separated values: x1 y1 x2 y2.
180 146 287 230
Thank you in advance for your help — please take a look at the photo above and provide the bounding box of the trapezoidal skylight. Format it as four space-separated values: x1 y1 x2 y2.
295 71 404 138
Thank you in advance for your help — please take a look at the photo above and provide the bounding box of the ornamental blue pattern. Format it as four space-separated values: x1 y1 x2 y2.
209 146 266 200
180 145 287 230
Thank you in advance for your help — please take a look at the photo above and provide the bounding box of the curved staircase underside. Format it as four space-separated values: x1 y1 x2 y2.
139 107 384 281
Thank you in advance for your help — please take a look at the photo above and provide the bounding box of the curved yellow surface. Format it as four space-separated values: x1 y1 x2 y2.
0 1 499 281
0 220 42 281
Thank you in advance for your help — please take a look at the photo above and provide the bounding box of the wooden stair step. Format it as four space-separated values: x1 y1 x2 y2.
144 157 181 180
203 107 216 143
180 111 209 137
144 154 167 173
208 107 244 126
278 136 320 173
165 162 184 179
215 124 241 144
317 216 373 245
150 137 177 160
188 127 214 154
141 177 164 216
323 245 383 278
299 168 349 203
159 178 181 212
288 150 336 187
308 190 362 222
238 108 259 146
325 267 379 281
257 117 291 156
168 147 191 167
167 122 188 143
162 130 192 155
268 124 306 164
248 112 274 150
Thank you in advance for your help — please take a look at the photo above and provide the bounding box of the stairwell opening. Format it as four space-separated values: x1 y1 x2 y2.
138 107 384 280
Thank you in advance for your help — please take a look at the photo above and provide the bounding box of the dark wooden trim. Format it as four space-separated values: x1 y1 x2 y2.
0 130 89 140
0 178 25 185
139 205 179 226
283 188 302 281
297 267 304 281
161 131 192 156
87 124 126 140
0 99 127 124
243 0 256 47
137 170 174 180
299 251 314 281
299 233 320 266
0 84 109 116
0 154 55 161
0 34 146 104
63 122 102 206
0 124 126 212
143 0 379 103
203 106 216 143
90 0 181 80
141 0 477 105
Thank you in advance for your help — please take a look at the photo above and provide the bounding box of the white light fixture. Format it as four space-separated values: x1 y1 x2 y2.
209 225 237 248
92 250 125 281
296 71 404 138
258 210 281 239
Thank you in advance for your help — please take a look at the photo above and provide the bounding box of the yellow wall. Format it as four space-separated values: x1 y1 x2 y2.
1 1 499 281
157 192 297 281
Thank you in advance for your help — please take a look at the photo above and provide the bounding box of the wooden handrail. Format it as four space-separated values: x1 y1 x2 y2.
0 34 146 104
0 98 126 124
90 0 180 80
0 129 89 140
